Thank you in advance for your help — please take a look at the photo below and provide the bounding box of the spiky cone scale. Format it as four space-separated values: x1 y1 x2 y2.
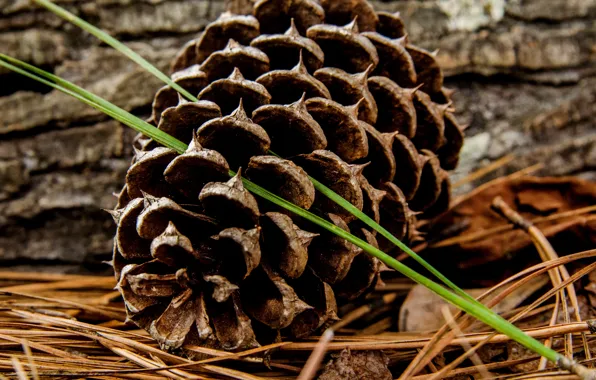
112 0 465 355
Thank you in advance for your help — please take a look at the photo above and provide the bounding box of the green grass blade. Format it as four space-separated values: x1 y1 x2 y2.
239 173 560 363
2 55 563 366
32 0 478 302
32 0 198 103
0 54 188 154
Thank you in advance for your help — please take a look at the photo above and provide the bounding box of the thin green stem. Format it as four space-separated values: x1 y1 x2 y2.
31 0 198 103
0 54 188 154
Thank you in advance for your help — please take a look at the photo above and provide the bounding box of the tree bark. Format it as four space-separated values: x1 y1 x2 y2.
0 0 594 272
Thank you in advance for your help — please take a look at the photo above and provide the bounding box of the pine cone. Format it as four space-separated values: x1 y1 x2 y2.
112 0 465 354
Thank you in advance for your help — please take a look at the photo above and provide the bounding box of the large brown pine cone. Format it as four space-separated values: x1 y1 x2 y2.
111 0 465 354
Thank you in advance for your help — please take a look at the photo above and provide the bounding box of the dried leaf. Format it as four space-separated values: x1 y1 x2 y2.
398 275 549 332
429 176 596 270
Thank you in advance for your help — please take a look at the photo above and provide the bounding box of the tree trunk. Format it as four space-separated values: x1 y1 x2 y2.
0 0 594 272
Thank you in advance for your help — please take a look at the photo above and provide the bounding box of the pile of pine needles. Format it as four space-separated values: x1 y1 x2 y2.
1 240 594 379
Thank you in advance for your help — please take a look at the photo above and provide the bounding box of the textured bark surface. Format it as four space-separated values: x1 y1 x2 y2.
0 0 594 272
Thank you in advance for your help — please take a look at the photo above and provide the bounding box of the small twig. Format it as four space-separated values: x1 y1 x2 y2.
452 154 515 188
557 357 596 380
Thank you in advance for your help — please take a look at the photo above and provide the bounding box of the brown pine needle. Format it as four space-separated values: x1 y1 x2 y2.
453 154 516 188
10 357 27 380
1 249 595 379
450 163 543 210
438 306 492 379
297 329 334 380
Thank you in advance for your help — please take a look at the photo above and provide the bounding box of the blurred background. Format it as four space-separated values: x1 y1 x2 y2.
0 0 594 273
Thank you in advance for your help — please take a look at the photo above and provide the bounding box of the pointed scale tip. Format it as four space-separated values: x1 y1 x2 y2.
350 162 369 177
225 38 241 50
286 18 300 36
296 228 319 246
229 98 251 121
437 102 452 115
133 147 148 161
344 17 359 33
140 190 160 205
229 67 246 81
345 97 365 119
407 83 424 96
104 208 124 223
227 168 245 190
164 220 182 236
187 131 203 152
290 92 308 111
394 35 408 46
177 93 189 106
381 131 399 145
353 64 374 85
372 188 387 203
292 50 308 74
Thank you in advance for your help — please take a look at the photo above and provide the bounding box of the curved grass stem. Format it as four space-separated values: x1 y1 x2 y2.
31 0 198 103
